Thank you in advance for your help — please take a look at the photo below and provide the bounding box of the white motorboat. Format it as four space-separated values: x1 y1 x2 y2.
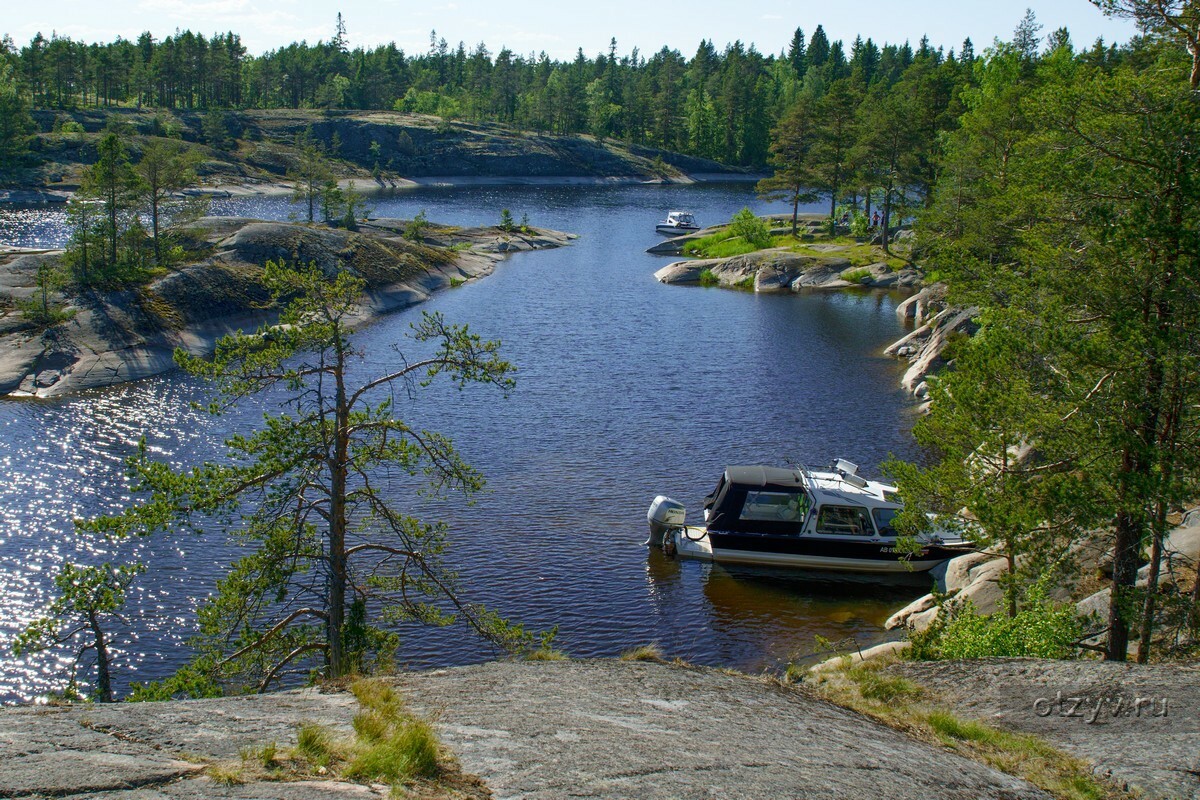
655 210 700 236
647 460 970 574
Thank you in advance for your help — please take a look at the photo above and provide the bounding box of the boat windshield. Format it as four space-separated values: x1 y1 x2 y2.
739 490 809 522
815 505 874 536
872 507 900 537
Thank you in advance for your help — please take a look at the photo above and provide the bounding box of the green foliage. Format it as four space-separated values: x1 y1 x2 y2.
848 210 871 239
908 587 1084 661
87 261 537 693
727 207 772 248
201 108 234 150
698 268 719 286
15 261 72 325
498 208 516 232
0 58 34 167
840 267 872 285
14 561 145 702
403 209 429 242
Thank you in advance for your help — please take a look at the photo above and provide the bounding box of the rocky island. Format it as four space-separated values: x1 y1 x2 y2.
0 218 573 397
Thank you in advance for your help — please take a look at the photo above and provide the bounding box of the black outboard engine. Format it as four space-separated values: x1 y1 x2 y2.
646 495 686 547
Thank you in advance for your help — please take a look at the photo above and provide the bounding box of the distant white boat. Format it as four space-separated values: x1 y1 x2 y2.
655 210 700 236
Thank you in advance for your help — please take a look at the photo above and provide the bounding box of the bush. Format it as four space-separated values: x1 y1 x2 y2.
908 587 1083 660
849 211 871 239
403 210 429 241
727 207 771 249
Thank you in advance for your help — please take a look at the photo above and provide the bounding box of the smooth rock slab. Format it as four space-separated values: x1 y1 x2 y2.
0 661 1055 800
891 658 1200 800
395 660 1049 800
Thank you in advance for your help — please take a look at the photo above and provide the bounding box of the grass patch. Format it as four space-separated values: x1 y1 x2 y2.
698 268 719 286
807 660 1130 800
207 763 245 786
295 721 346 769
840 267 873 285
344 680 438 782
448 276 466 287
218 678 472 795
524 646 569 661
240 741 279 770
619 643 667 663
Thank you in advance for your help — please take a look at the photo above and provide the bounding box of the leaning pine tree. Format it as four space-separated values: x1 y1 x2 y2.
94 261 537 694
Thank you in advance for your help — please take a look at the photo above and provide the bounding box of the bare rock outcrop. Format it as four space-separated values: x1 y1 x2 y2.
0 218 573 398
889 658 1200 800
0 660 1053 799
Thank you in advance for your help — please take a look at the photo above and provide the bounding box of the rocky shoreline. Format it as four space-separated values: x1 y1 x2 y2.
0 660 1057 800
0 218 573 398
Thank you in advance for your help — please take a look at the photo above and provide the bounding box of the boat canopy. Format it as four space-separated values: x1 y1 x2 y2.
704 466 811 535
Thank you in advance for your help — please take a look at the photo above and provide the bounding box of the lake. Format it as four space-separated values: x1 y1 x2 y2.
0 183 923 701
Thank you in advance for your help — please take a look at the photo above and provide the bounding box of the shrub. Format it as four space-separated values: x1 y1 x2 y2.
908 587 1083 660
403 210 429 242
849 210 871 239
727 207 771 249
499 208 516 232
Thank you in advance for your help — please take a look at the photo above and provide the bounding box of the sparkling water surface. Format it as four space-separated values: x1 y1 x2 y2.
0 184 923 701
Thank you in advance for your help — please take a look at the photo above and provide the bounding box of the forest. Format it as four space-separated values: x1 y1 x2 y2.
0 13 1123 169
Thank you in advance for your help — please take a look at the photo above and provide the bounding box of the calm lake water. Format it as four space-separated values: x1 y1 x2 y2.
0 183 923 702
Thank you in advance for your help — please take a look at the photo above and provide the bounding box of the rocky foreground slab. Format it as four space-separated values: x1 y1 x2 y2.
889 658 1200 800
0 660 1051 799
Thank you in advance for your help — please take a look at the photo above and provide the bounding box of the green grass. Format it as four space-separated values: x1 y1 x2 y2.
239 741 278 769
295 721 344 768
840 267 873 285
523 646 569 661
809 659 1130 800
619 643 667 662
207 763 245 786
698 268 719 286
344 679 439 782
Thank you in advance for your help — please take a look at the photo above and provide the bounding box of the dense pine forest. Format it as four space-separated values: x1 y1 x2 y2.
0 14 1125 169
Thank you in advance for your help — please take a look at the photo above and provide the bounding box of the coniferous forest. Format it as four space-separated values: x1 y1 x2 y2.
0 14 1123 169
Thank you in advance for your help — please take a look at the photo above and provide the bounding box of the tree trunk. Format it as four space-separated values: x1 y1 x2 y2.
326 326 350 677
1136 512 1164 664
881 190 892 255
151 189 161 265
791 192 799 237
89 612 114 703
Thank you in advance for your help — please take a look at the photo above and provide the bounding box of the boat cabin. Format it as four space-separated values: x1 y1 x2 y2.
703 465 901 540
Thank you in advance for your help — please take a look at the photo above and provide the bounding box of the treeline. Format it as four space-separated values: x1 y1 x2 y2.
0 17 1121 168
888 3 1200 664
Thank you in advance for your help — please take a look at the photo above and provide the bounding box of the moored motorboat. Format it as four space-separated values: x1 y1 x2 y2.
647 460 970 573
655 210 700 236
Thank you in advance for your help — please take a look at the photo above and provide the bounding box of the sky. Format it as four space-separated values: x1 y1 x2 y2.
4 1 1139 60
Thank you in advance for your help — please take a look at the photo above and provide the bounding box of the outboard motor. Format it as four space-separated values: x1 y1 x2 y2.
646 495 686 547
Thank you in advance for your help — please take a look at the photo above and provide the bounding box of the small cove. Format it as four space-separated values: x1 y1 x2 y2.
0 183 923 701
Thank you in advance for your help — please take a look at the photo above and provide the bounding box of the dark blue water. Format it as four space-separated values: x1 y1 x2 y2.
0 184 922 701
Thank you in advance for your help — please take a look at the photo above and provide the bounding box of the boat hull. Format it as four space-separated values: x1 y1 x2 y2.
673 527 966 574
656 224 700 236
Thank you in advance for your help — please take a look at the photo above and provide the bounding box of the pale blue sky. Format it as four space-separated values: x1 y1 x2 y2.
5 1 1138 60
